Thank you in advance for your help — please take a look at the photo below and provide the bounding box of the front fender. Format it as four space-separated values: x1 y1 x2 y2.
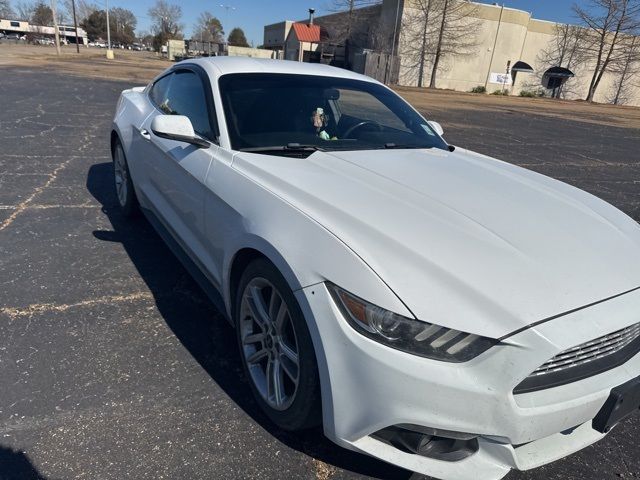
211 162 413 321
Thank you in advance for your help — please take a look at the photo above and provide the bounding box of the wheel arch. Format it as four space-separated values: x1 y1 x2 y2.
225 238 305 323
110 129 120 156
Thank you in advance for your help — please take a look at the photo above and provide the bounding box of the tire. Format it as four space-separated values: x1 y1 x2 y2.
235 258 321 431
112 138 139 217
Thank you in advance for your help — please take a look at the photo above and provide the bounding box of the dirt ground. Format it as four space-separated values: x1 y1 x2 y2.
1 43 638 129
0 43 172 83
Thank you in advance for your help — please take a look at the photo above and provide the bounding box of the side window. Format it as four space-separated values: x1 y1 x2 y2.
149 74 172 110
164 70 216 141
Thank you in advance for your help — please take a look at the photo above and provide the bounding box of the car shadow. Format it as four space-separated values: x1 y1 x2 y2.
0 445 48 480
86 161 414 480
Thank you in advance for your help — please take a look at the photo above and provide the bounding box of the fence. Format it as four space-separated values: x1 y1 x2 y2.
352 51 400 84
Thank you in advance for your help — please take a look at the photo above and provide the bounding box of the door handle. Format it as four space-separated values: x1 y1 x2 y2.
139 128 151 140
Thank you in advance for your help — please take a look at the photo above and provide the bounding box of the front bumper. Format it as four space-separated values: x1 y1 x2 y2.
295 283 640 480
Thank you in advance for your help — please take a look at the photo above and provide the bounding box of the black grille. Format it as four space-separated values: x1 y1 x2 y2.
515 322 640 394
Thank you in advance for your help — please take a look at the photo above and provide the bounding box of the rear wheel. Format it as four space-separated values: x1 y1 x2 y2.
235 258 321 431
112 138 139 217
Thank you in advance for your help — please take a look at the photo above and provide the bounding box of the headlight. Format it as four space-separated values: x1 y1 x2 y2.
328 284 498 362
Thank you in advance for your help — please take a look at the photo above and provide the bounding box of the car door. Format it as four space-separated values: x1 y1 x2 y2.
136 67 220 273
129 72 171 202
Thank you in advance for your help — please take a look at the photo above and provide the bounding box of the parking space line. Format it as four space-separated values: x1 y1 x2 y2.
0 157 76 232
0 203 96 210
0 292 154 319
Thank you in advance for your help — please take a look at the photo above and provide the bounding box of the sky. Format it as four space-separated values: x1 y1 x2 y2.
98 0 579 46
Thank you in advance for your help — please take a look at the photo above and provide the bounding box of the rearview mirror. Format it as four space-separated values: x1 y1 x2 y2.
151 115 209 148
428 120 444 136
323 88 340 100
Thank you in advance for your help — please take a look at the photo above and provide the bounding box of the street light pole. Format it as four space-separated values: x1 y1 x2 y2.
218 4 236 41
106 0 113 58
50 0 61 55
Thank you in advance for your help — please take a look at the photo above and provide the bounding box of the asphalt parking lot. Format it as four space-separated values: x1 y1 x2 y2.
0 67 639 480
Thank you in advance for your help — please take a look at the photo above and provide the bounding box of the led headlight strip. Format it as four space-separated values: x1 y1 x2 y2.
328 284 498 362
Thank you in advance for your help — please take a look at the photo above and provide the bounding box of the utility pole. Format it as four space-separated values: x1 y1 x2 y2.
106 0 113 59
50 0 61 55
71 0 80 53
502 59 511 94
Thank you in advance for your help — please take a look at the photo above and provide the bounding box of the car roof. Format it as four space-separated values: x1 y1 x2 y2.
174 56 380 85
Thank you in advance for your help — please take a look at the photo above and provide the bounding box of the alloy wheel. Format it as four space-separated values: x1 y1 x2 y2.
239 277 300 411
113 145 128 207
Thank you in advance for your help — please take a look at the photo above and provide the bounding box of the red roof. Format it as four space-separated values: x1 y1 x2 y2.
290 23 321 43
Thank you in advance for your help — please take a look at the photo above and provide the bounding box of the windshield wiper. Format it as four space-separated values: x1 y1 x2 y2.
382 143 431 149
240 143 326 153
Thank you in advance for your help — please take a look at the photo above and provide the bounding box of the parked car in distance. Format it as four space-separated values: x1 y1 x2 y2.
35 37 54 45
110 57 640 480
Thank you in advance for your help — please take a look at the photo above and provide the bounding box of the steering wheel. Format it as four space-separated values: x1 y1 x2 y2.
343 120 383 138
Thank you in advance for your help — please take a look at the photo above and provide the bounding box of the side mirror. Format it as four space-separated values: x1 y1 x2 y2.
151 115 209 148
428 120 444 136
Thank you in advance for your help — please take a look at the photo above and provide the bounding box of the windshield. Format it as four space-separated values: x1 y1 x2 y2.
218 73 449 154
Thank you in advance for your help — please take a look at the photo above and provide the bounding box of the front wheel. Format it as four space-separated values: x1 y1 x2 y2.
112 138 139 217
235 258 321 431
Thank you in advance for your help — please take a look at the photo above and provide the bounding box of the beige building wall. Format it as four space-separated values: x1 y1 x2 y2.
228 45 277 59
284 35 317 61
263 21 294 50
393 0 640 106
0 19 28 31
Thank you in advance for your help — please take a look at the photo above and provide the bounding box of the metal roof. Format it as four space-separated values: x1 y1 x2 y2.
290 23 321 43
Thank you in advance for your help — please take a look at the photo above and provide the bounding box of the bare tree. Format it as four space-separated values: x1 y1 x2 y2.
0 0 15 18
148 0 182 36
148 0 183 51
368 15 393 53
64 0 95 23
327 0 381 44
536 24 592 98
574 0 640 101
15 0 35 20
193 11 224 43
428 0 480 88
55 3 67 24
608 35 640 103
400 0 439 87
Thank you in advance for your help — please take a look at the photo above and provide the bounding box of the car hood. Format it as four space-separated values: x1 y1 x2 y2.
232 147 640 338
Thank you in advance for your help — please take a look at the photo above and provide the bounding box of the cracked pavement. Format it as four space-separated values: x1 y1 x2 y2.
0 68 638 480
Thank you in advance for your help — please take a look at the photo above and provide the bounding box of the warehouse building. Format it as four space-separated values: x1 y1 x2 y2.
265 1 640 106
0 18 88 45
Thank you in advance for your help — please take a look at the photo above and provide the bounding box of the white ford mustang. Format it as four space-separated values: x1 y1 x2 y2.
111 57 640 479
